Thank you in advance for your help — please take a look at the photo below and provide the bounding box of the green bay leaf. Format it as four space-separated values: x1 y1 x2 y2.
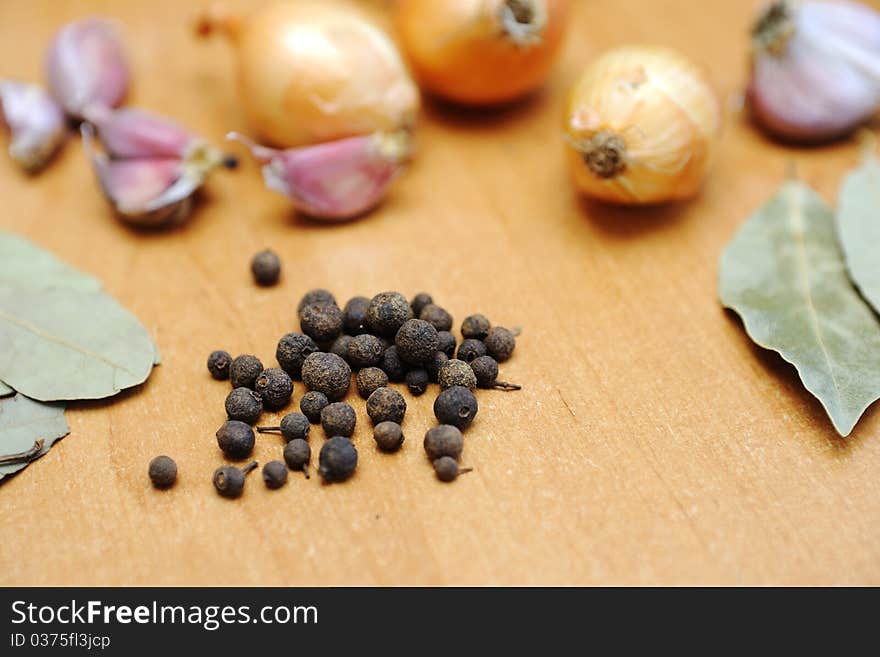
837 152 880 314
719 180 880 437
0 393 69 481
0 231 158 401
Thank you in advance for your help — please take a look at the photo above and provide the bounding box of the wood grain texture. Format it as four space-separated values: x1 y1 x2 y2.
1 0 879 586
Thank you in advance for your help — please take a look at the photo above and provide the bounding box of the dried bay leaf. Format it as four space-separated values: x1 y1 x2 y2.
0 393 69 481
0 230 158 401
719 180 880 437
837 151 880 314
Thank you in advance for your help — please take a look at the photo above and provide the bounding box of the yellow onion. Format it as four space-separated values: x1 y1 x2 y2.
394 0 570 106
197 1 419 148
564 46 721 205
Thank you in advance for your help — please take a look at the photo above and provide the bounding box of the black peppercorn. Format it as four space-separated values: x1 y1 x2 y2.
379 345 408 382
438 359 477 391
426 350 449 382
148 455 177 489
321 402 357 438
419 303 453 331
395 319 439 365
343 296 371 335
433 386 478 430
301 352 351 401
484 326 516 362
251 249 281 286
257 412 310 442
457 339 487 363
373 421 404 452
461 314 491 340
470 355 522 391
297 289 337 317
330 334 354 361
319 436 358 482
216 420 256 459
284 438 311 477
229 354 264 389
262 460 288 489
436 331 457 358
366 291 413 337
366 387 407 425
300 302 344 343
300 390 329 424
225 387 264 424
424 425 464 460
276 332 319 379
254 367 294 410
357 367 389 399
347 333 386 369
433 456 472 482
207 350 232 380
213 461 258 498
410 292 433 318
406 368 430 396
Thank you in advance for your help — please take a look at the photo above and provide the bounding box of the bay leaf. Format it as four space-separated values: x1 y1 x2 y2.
719 180 880 437
837 151 880 314
0 393 69 481
0 381 12 397
0 230 158 401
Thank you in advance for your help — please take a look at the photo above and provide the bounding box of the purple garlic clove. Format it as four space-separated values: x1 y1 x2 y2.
90 108 198 159
748 0 880 142
45 17 129 122
228 131 410 221
0 80 67 172
82 122 225 227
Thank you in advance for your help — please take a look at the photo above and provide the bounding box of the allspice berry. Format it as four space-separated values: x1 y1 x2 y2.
300 390 329 424
461 314 491 340
257 412 310 442
148 455 177 489
433 386 478 430
437 359 477 391
229 354 264 389
251 249 281 286
366 387 407 425
484 326 516 362
225 387 263 425
262 460 288 489
436 331 457 358
300 302 344 343
297 289 337 317
321 402 357 438
284 438 311 477
373 421 404 452
379 345 408 382
347 333 386 369
433 456 472 482
426 351 449 382
424 425 464 460
319 436 358 483
457 339 487 363
406 368 429 396
276 332 319 379
213 461 257 498
216 420 256 459
301 352 351 401
395 319 439 365
366 291 413 337
470 355 521 391
207 350 232 380
357 367 389 399
410 292 433 318
343 296 371 335
254 367 294 410
330 334 354 361
419 303 453 331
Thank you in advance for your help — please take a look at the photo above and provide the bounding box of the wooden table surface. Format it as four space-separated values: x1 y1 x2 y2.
2 0 878 586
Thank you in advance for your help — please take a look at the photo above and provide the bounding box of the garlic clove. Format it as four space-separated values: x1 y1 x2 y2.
90 108 197 159
228 131 410 220
45 18 129 121
748 0 880 142
0 80 67 172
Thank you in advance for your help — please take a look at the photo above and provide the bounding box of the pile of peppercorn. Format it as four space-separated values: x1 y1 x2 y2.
150 282 521 497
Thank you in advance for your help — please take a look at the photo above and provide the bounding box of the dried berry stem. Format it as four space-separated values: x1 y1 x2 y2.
0 439 44 465
459 467 474 475
493 381 522 391
256 426 282 434
241 461 258 475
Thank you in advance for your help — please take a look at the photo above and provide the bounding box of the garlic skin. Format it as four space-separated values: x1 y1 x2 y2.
82 116 225 228
91 108 202 160
198 1 419 148
0 80 67 172
394 0 571 106
564 46 720 205
228 131 409 221
748 1 880 142
45 18 129 121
